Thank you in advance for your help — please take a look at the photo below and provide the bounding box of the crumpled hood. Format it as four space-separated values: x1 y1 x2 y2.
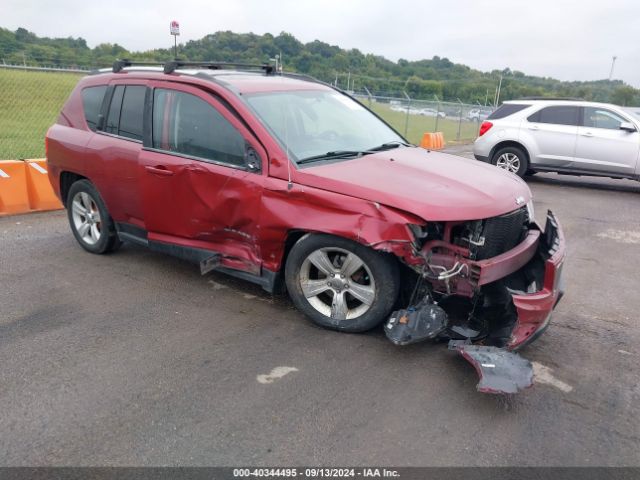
294 147 532 221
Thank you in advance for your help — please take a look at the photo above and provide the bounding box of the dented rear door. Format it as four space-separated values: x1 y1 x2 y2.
139 81 267 273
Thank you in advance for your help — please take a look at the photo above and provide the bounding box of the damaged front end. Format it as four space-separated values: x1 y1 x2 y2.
385 208 566 393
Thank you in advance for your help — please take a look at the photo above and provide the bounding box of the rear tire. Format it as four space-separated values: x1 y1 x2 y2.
285 233 400 333
491 146 528 178
67 180 121 254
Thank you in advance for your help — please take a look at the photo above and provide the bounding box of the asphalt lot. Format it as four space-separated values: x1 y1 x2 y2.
1 147 639 466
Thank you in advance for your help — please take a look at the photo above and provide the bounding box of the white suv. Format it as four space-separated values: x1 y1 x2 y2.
473 99 640 179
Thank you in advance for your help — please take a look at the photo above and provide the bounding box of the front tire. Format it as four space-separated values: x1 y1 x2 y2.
491 146 529 177
67 179 121 254
285 234 400 333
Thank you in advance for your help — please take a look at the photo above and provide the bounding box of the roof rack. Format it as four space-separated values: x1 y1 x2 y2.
112 59 163 73
112 59 274 75
164 60 274 75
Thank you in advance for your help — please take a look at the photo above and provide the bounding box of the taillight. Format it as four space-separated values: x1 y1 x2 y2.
478 121 493 137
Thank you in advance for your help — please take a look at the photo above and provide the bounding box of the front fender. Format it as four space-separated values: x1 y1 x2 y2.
258 178 424 272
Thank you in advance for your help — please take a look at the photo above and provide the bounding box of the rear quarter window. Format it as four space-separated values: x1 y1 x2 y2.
487 104 528 120
528 106 579 126
81 86 107 131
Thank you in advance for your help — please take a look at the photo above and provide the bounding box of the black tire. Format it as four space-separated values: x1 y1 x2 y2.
491 146 529 178
285 233 400 333
66 179 121 254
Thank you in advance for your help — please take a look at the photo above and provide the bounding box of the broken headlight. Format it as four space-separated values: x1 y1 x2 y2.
408 223 429 241
526 199 535 224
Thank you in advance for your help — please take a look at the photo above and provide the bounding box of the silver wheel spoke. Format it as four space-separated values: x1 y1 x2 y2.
330 291 348 320
308 250 336 275
72 200 87 217
77 222 90 238
80 192 92 210
347 283 375 305
301 278 331 298
90 224 100 242
340 253 364 278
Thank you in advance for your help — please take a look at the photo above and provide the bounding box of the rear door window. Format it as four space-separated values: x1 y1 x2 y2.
104 85 146 141
81 86 107 131
487 104 528 120
105 86 124 135
527 106 579 126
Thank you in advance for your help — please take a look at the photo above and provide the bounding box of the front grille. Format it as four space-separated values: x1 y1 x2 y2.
476 207 528 260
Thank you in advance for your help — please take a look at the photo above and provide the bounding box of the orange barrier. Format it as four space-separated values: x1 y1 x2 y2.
0 159 63 216
25 159 64 211
420 132 445 150
0 161 31 215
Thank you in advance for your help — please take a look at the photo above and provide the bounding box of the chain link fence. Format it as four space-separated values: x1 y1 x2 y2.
0 65 84 160
0 65 492 160
353 93 494 145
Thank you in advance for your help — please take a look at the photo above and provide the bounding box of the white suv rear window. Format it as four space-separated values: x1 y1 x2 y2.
487 104 528 120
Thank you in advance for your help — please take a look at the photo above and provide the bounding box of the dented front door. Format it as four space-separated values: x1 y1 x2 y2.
139 82 266 274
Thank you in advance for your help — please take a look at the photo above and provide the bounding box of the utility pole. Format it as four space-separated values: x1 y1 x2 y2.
608 56 617 81
495 75 503 108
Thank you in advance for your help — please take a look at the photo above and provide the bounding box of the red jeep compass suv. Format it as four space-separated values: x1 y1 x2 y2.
46 60 565 351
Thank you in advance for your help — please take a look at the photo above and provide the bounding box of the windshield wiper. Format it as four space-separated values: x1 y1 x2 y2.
297 150 368 165
367 141 411 152
297 142 411 165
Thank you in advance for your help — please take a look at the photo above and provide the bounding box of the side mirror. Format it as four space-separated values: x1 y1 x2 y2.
619 122 637 132
245 145 262 173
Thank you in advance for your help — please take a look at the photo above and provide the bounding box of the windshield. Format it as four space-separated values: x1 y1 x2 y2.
245 90 405 162
622 107 640 122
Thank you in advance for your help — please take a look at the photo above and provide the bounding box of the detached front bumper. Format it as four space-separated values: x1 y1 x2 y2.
508 211 565 350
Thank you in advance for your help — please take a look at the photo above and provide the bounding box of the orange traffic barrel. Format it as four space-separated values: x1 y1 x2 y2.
420 132 445 150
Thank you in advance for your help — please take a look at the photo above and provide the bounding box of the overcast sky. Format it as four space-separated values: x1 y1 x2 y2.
3 0 639 87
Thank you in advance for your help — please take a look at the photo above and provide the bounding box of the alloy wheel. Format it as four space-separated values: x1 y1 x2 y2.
496 153 521 173
71 191 102 245
299 247 376 320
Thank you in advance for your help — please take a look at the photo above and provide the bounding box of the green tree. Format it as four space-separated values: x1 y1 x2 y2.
611 86 638 106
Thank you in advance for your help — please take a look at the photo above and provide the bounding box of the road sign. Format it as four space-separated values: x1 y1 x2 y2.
170 20 180 36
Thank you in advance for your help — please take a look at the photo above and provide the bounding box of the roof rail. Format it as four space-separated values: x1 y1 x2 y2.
163 60 274 75
112 59 275 75
517 96 584 101
280 71 341 90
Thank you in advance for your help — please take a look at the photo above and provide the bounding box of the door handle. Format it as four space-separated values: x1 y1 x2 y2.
528 125 539 130
581 131 594 137
145 165 174 176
